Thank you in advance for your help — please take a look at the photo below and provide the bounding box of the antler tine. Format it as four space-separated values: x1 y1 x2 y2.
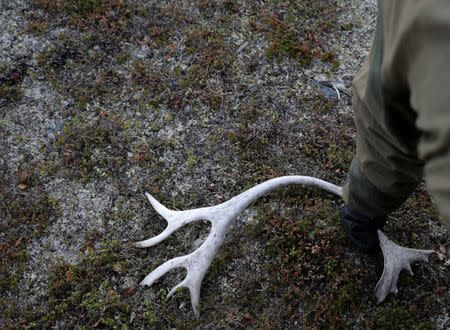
135 193 208 248
167 279 187 300
166 275 202 318
374 230 435 304
140 255 187 286
144 192 179 220
188 283 201 318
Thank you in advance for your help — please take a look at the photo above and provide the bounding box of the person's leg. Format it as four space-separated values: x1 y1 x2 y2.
344 0 450 252
342 90 423 252
342 1 425 251
405 2 450 230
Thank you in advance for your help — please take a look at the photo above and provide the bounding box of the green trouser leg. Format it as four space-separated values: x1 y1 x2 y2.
343 0 450 230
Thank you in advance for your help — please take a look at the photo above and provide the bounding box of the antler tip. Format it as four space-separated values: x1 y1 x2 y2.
139 278 151 286
167 281 186 300
134 241 146 248
144 191 176 220
144 191 156 203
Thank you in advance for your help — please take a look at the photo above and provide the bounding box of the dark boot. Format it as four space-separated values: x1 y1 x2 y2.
341 205 386 253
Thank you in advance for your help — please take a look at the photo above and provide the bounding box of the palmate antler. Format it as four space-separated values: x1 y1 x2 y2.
135 176 435 317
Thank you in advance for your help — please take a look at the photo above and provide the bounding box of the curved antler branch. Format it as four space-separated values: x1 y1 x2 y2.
140 255 187 286
135 193 212 248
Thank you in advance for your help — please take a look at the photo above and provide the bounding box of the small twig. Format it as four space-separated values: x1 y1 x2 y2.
331 82 341 101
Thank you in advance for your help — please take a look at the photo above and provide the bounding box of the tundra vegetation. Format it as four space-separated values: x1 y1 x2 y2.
0 0 448 328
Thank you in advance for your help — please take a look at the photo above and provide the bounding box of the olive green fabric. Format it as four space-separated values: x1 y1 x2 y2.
342 0 450 230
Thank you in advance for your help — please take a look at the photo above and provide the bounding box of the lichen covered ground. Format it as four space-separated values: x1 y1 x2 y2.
1 0 449 328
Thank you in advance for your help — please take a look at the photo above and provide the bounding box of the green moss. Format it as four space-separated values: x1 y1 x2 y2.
181 25 234 90
0 172 59 322
148 26 173 48
35 47 56 67
117 51 131 64
130 141 153 167
371 304 434 329
37 160 58 177
251 194 370 326
301 114 355 178
33 0 129 21
65 0 103 15
321 51 340 70
256 1 340 66
54 113 132 181
0 83 23 103
29 0 134 81
40 239 131 327
163 113 173 123
25 18 49 34
130 61 168 102
0 62 26 105
186 150 197 169
264 15 313 66
142 303 158 324
326 141 354 171
318 98 333 113
340 22 355 30
223 0 239 14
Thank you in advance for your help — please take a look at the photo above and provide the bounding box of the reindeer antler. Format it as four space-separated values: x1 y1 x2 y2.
136 176 340 317
374 230 435 304
135 176 435 317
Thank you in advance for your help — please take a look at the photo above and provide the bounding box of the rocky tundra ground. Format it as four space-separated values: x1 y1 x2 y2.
0 0 449 328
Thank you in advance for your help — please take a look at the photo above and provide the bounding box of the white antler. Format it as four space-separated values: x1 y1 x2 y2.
374 230 435 304
135 175 435 317
136 176 340 317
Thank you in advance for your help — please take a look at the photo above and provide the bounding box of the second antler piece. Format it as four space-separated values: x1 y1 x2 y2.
374 230 435 304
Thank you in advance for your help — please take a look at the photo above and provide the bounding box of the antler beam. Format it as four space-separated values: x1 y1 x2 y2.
135 176 435 317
